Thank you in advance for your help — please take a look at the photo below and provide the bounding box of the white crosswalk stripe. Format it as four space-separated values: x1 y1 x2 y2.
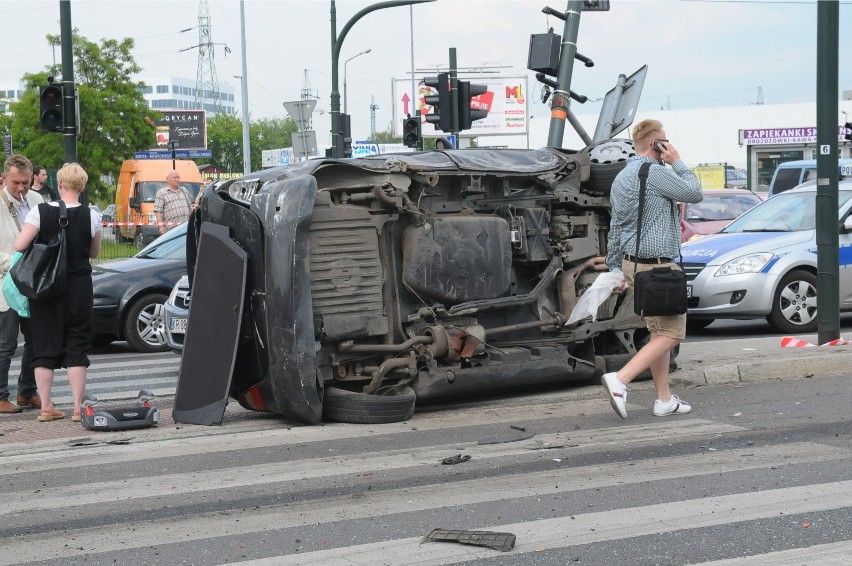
2 392 851 565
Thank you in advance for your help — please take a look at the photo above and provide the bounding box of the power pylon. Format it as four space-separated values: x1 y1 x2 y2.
300 69 318 129
180 0 229 113
370 95 379 137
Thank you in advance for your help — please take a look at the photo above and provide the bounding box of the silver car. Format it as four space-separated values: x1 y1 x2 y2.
164 275 190 354
681 181 852 333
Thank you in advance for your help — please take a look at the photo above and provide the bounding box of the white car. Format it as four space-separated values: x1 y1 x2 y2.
682 180 852 333
164 275 190 354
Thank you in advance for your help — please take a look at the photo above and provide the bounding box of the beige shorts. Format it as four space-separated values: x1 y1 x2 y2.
622 260 687 341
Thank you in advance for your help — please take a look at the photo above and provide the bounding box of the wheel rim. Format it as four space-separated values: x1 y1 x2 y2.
136 302 167 348
778 279 817 327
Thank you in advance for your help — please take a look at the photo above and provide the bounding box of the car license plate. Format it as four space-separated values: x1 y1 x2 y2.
686 286 692 298
169 318 188 334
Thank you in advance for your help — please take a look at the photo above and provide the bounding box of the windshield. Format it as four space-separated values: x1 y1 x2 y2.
685 193 762 221
136 181 203 203
723 190 852 233
135 222 187 260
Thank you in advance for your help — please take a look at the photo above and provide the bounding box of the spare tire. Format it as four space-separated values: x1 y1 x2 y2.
580 138 636 196
323 384 416 424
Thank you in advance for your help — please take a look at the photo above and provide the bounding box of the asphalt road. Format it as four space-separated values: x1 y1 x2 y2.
2 371 851 565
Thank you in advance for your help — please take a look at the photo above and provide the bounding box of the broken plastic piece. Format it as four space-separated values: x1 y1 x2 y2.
422 528 516 552
441 454 471 465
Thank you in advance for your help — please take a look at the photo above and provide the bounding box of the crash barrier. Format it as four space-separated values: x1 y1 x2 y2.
93 221 183 263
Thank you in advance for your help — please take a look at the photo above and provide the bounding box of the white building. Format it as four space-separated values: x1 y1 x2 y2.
138 76 235 116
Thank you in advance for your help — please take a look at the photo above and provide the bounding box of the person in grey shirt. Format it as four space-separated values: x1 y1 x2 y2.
601 119 703 420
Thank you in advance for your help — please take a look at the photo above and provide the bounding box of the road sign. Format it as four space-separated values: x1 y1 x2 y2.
135 149 213 159
3 132 11 157
292 131 318 158
282 100 317 130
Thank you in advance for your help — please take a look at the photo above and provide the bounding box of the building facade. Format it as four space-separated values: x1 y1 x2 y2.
138 76 236 116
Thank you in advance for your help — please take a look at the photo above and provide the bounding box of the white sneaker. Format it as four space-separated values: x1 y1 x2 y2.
653 395 692 417
601 372 627 419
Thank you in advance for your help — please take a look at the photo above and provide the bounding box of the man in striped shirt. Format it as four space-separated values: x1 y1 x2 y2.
601 119 703 420
154 170 194 235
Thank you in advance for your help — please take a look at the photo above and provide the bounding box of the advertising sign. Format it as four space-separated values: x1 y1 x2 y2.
692 164 726 189
152 110 207 150
393 77 528 137
261 147 296 168
740 126 849 146
352 142 414 157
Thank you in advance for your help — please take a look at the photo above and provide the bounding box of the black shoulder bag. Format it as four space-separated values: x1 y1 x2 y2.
11 201 69 301
632 162 688 317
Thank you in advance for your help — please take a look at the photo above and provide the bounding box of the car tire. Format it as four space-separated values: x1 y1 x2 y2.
123 293 170 353
686 318 715 331
767 270 818 334
580 138 636 196
322 384 416 424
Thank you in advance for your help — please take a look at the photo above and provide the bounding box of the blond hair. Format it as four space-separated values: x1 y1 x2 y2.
57 162 88 193
631 119 664 152
4 154 33 175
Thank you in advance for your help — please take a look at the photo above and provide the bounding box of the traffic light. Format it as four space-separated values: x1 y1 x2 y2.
423 73 452 132
845 122 852 142
39 84 64 132
403 114 421 149
457 81 489 131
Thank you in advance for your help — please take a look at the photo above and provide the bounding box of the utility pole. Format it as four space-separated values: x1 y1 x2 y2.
239 0 250 175
59 1 81 204
815 0 840 344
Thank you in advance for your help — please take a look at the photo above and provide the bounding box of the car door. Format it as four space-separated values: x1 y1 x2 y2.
839 196 852 310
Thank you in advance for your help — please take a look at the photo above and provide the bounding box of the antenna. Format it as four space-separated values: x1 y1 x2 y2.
753 86 764 106
370 95 379 137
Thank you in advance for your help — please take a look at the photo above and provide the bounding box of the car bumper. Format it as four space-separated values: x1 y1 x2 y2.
163 301 188 352
687 264 780 318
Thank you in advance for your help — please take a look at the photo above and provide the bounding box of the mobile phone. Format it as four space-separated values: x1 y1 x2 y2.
653 141 667 153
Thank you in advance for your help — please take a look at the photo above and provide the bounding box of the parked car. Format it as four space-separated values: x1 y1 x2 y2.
164 275 190 354
92 222 187 352
681 181 852 333
679 188 764 242
188 141 662 425
101 204 116 224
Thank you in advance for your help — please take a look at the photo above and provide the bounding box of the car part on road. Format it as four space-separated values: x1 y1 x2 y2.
123 293 169 353
768 269 818 333
421 529 516 552
80 390 159 431
580 138 636 196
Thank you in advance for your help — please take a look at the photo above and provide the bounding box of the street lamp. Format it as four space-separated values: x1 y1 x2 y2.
343 48 371 115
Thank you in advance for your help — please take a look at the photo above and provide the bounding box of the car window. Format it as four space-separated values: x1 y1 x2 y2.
686 194 762 221
137 181 204 203
772 168 803 195
135 223 187 260
724 190 852 233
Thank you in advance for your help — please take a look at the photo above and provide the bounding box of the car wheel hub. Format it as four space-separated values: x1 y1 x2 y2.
137 304 167 347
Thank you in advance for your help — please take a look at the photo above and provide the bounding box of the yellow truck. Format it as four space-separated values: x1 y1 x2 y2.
113 159 204 246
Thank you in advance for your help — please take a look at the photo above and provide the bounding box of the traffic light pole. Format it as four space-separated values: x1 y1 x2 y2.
546 0 583 149
60 0 83 205
449 48 459 140
330 0 434 158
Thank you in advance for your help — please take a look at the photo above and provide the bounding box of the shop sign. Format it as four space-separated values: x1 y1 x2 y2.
742 126 848 145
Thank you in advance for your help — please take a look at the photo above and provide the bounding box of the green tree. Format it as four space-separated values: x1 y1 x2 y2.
368 122 402 144
5 31 158 205
250 117 299 170
205 113 244 173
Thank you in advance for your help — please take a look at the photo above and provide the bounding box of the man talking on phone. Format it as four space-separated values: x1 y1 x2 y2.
601 119 703 419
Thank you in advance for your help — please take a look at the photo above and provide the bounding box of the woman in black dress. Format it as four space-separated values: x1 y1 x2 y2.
14 163 102 422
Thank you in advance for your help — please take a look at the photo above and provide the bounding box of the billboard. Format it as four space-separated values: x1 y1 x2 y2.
393 76 528 137
152 110 207 150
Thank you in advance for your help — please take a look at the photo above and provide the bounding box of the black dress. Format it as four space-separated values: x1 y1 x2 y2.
28 203 94 369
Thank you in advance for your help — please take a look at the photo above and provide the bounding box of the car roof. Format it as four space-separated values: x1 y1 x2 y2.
699 188 763 196
786 178 852 192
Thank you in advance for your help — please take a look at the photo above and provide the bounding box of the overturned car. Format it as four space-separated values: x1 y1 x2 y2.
186 141 653 424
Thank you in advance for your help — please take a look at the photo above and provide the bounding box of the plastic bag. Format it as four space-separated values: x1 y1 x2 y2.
565 269 624 326
2 252 30 318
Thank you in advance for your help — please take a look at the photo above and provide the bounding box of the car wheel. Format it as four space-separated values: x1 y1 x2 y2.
580 138 635 196
322 384 416 424
686 318 715 331
123 293 170 353
767 270 818 334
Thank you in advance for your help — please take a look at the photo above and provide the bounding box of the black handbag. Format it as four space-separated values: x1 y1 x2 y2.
10 201 69 301
631 162 688 317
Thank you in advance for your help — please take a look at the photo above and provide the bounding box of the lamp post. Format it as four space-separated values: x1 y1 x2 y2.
343 48 371 115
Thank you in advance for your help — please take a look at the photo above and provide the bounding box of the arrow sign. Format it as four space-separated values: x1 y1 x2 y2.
401 92 410 116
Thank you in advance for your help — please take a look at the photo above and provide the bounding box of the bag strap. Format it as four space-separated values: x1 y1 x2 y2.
633 161 682 270
0 191 22 232
57 200 68 229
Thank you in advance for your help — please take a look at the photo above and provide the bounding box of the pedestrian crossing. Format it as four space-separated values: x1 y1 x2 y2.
2 389 852 565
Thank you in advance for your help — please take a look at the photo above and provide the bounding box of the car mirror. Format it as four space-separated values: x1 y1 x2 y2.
129 195 141 212
843 216 852 233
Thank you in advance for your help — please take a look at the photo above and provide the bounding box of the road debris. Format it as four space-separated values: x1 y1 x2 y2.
421 528 515 552
441 454 471 465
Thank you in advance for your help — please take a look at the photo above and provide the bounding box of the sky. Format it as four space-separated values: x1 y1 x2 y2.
1 0 851 152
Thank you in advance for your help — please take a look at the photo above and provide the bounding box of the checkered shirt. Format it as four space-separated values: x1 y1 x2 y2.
154 186 193 225
605 156 703 270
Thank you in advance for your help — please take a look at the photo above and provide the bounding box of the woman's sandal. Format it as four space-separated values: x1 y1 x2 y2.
71 412 82 423
38 408 66 422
